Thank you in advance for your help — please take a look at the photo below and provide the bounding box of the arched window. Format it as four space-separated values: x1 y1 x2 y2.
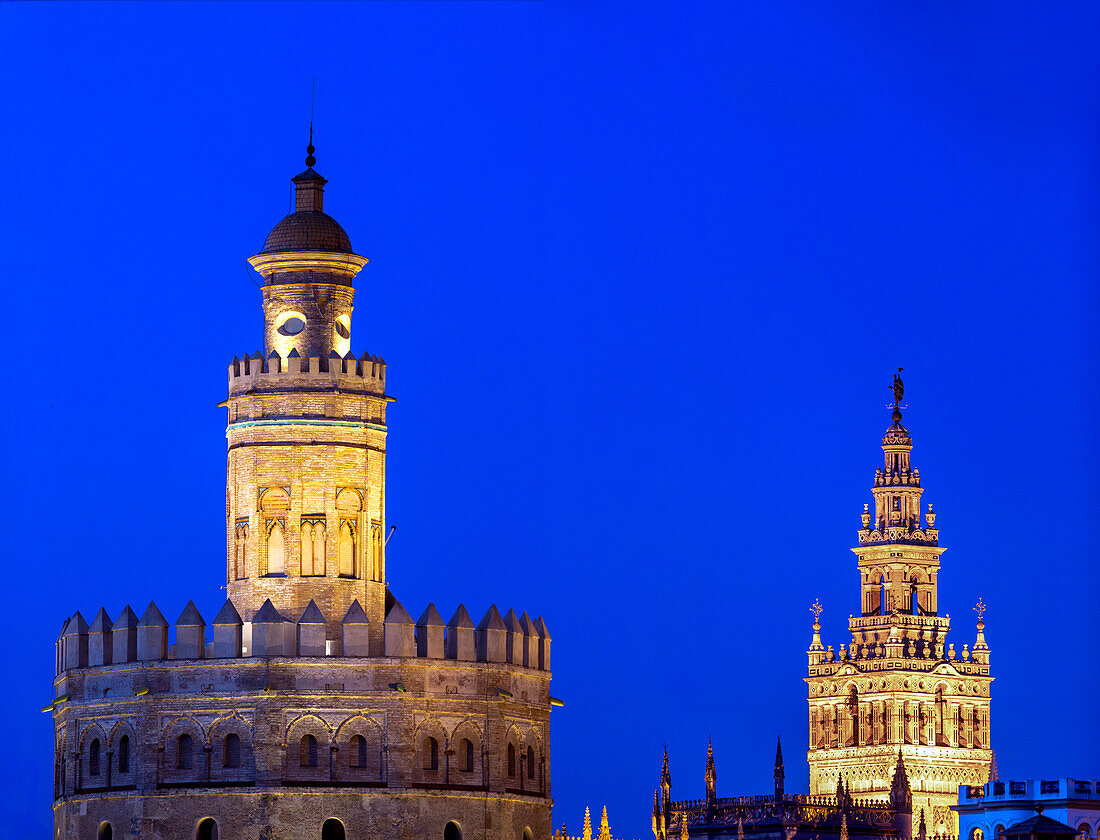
847 686 859 746
234 525 248 580
267 520 286 575
461 738 474 772
424 736 439 771
350 735 367 768
260 488 290 576
507 743 516 777
879 576 887 615
322 819 346 840
935 687 947 745
98 822 113 840
118 735 130 774
224 733 241 768
970 829 984 840
312 522 326 575
1076 826 1091 840
301 521 326 576
338 521 357 578
197 818 218 840
336 489 362 579
178 734 193 770
371 522 384 581
523 829 534 840
526 745 536 779
910 583 920 615
994 826 1005 840
444 821 463 840
300 734 318 767
89 738 101 776
301 522 314 575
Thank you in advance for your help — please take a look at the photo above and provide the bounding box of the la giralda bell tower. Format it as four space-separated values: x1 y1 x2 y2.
805 374 992 837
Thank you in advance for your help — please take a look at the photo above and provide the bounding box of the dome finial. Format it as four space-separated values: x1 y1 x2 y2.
305 121 316 169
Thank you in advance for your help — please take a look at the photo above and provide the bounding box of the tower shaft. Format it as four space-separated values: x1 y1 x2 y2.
225 160 385 649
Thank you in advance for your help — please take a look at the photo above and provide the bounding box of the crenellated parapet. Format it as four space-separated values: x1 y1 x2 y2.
227 350 386 396
55 598 551 675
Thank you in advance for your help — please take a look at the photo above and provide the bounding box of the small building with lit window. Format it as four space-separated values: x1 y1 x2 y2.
954 779 1100 840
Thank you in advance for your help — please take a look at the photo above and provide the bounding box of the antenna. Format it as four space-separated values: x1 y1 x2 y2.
305 78 316 168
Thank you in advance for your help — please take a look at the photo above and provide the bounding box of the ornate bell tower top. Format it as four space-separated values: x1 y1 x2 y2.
853 373 945 620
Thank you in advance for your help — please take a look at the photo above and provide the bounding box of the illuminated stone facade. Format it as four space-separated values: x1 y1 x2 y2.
806 396 992 837
49 146 553 840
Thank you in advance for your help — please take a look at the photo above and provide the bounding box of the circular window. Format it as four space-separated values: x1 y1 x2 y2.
278 316 306 336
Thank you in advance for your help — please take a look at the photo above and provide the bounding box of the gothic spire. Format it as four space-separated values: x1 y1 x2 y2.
705 738 717 798
661 745 671 788
774 735 785 798
890 751 912 812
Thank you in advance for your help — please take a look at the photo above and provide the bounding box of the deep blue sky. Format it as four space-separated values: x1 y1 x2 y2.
2 2 1098 837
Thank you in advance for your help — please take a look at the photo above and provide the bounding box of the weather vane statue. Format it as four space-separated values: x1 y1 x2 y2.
891 367 905 407
974 597 986 622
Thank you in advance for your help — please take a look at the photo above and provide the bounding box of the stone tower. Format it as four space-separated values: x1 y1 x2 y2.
50 140 554 840
226 138 385 649
805 378 992 836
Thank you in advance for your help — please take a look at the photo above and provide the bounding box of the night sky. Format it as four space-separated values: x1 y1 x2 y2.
2 2 1098 837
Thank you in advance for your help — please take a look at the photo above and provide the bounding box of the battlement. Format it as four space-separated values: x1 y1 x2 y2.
55 598 550 676
227 351 386 396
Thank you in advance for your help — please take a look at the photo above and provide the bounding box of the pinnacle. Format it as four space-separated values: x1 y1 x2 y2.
447 604 475 629
342 599 368 624
213 598 242 625
297 599 326 625
176 600 205 627
385 598 414 624
417 603 444 626
253 599 286 624
115 605 138 628
138 601 167 628
89 608 113 634
476 604 507 631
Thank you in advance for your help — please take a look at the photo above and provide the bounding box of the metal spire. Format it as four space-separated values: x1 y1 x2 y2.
305 79 316 168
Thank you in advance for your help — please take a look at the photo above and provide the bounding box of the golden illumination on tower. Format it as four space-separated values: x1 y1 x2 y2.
806 373 992 837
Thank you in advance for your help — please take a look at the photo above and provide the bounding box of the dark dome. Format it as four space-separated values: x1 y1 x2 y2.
261 211 353 255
